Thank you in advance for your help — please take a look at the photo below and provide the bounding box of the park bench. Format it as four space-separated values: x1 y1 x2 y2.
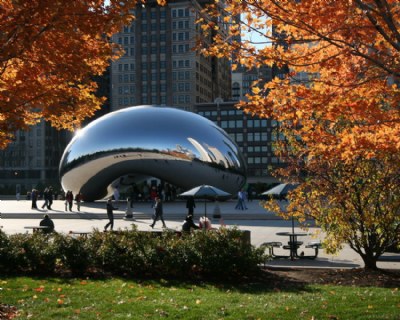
24 226 50 233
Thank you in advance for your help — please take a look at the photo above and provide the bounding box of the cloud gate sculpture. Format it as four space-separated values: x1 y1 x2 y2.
59 105 247 201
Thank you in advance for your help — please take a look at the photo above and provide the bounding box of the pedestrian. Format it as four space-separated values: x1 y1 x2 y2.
16 184 21 201
235 189 247 210
39 214 55 234
186 196 196 216
212 199 221 219
150 185 158 207
182 214 199 233
150 197 166 229
65 190 74 211
41 188 49 209
31 189 38 209
124 197 134 219
104 199 118 231
75 192 83 212
47 187 54 210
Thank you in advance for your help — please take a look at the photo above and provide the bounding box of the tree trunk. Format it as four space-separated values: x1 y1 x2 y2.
361 253 379 270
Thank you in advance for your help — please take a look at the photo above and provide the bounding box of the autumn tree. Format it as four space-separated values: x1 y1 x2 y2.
0 0 139 149
198 0 400 269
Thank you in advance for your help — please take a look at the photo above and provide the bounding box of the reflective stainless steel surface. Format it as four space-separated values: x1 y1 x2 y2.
59 105 247 200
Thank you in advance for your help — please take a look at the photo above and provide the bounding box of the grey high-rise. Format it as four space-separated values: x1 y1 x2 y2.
110 0 231 112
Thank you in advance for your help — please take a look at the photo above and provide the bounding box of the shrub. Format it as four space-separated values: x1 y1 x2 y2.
0 230 12 273
7 232 58 275
0 227 264 279
52 233 91 276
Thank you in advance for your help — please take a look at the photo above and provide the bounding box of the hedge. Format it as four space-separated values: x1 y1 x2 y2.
0 226 266 280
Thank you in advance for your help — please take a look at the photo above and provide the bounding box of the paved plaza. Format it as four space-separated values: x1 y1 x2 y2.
0 198 399 269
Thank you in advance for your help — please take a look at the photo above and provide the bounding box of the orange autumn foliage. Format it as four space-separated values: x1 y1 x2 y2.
0 0 138 149
199 0 400 161
199 0 400 269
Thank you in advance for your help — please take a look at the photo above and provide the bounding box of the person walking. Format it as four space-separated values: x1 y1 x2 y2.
104 199 118 231
31 189 38 209
150 197 166 229
186 196 196 216
65 190 74 211
124 197 134 220
75 192 83 212
41 188 49 209
47 187 54 210
235 190 244 210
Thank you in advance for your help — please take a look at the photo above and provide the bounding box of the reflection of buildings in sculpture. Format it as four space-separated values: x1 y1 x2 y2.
59 106 246 200
174 144 196 160
195 101 284 184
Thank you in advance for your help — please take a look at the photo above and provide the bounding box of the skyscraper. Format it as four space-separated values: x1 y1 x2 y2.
110 0 231 112
0 121 71 196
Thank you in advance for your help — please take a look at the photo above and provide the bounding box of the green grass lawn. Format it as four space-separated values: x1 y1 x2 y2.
0 276 399 319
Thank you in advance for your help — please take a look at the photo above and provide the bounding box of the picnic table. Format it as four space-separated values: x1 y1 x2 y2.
261 232 322 260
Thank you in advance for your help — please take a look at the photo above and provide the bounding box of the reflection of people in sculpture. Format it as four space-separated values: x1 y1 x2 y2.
113 186 120 202
182 214 199 233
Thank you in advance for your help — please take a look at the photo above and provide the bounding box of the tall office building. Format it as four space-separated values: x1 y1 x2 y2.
0 69 110 196
110 0 231 112
0 122 71 195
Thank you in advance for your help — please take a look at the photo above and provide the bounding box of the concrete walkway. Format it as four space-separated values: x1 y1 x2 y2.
0 198 399 270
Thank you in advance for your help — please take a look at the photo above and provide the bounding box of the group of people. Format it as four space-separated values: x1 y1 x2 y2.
30 187 54 210
64 190 83 212
31 187 216 234
30 187 83 212
104 194 212 233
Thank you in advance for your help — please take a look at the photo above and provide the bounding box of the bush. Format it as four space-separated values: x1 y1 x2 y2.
7 232 58 275
0 227 264 279
0 230 12 273
52 233 91 276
